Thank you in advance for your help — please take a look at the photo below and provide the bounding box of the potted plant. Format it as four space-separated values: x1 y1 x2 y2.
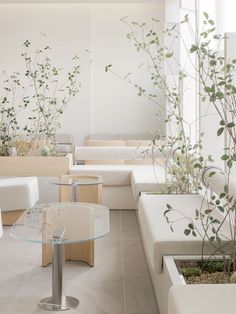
162 11 236 285
107 11 236 313
0 36 88 176
0 35 88 157
105 16 211 195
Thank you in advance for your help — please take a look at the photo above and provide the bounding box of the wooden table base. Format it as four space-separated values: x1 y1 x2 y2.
42 241 94 267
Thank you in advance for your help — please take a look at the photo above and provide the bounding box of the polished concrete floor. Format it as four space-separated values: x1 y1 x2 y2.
0 211 159 314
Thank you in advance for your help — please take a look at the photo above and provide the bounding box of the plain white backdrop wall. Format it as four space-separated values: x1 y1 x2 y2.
91 3 165 137
0 2 165 145
198 0 236 168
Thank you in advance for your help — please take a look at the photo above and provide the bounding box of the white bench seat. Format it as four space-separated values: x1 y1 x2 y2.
138 193 230 274
70 164 167 209
70 164 134 186
131 165 166 200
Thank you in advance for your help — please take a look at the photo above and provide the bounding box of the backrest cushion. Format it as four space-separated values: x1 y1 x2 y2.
74 146 155 165
84 140 125 164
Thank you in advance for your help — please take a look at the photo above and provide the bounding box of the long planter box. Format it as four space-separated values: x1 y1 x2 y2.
165 256 235 314
0 154 72 176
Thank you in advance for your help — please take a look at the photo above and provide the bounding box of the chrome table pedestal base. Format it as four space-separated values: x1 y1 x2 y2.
38 231 80 311
38 296 79 311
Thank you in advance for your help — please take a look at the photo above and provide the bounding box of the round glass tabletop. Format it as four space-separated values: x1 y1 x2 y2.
51 177 106 187
9 202 109 245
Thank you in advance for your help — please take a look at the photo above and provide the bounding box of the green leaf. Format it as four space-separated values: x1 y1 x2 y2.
212 219 220 224
218 206 225 213
209 236 215 242
227 122 235 128
219 193 226 199
192 231 197 237
224 185 228 193
216 91 224 99
209 171 216 177
181 14 189 24
205 86 212 93
188 223 194 230
203 12 209 19
165 52 173 58
227 159 233 168
217 127 224 136
105 64 112 72
190 45 198 53
184 229 191 236
205 209 212 214
221 154 229 160
210 94 217 102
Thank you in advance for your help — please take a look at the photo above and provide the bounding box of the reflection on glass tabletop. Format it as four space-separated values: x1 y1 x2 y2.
52 177 106 186
10 202 109 245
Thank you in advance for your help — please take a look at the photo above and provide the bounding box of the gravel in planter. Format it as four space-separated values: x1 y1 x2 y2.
177 260 232 284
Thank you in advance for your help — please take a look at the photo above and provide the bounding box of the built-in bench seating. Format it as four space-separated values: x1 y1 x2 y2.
70 143 167 209
137 168 233 314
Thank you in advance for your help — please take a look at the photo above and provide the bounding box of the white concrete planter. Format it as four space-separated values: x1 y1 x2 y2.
146 256 186 314
164 256 236 314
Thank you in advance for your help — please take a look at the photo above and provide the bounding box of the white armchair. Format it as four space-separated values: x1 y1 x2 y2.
0 177 39 225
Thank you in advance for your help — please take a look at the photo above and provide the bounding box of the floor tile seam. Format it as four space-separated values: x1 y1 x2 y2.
120 210 127 314
134 211 160 313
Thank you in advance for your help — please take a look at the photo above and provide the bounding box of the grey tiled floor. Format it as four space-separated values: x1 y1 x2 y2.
0 211 159 314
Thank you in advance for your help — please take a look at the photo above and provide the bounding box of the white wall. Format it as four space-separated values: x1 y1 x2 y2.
91 3 165 137
0 2 165 145
198 0 236 168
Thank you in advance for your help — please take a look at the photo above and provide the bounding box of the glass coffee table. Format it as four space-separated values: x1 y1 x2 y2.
10 202 109 311
52 177 106 202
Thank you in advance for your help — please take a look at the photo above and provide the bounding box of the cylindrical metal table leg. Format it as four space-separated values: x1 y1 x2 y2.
38 242 79 311
72 185 78 202
52 243 65 306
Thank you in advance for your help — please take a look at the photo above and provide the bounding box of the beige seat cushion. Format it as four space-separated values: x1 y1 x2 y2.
84 140 125 165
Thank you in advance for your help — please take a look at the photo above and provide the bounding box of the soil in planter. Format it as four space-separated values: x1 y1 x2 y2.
177 260 232 284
